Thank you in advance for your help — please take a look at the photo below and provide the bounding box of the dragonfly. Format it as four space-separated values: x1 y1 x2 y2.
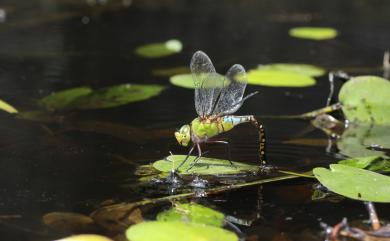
174 51 266 170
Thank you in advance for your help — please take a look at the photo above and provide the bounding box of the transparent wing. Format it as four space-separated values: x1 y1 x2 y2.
191 51 224 118
212 64 251 116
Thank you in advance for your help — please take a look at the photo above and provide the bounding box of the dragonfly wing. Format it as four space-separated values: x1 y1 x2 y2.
212 64 248 116
191 51 223 118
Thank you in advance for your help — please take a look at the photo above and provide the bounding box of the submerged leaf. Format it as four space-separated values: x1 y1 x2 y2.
153 155 259 175
289 27 338 40
339 76 390 124
313 164 390 202
39 84 165 111
39 87 93 111
90 203 143 233
71 84 165 109
247 69 316 87
259 63 325 77
157 203 225 227
0 99 18 113
126 221 238 241
338 156 382 169
42 212 97 233
135 39 182 58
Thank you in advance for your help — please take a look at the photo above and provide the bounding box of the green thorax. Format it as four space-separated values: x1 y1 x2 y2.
191 117 235 139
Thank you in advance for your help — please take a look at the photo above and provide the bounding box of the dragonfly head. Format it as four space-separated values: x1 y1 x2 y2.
175 124 191 147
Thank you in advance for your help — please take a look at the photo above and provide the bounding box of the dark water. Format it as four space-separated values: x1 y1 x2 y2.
0 0 390 240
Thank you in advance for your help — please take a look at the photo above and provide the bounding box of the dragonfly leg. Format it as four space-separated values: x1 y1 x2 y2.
176 144 195 171
207 140 235 167
187 143 202 171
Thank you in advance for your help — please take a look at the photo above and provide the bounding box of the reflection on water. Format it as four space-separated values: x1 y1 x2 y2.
0 0 390 240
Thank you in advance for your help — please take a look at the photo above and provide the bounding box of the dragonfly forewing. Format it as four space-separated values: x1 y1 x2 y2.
191 51 224 118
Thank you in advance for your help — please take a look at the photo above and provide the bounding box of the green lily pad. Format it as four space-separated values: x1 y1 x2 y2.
157 203 224 227
135 39 182 58
338 156 383 169
153 155 259 175
338 123 390 158
247 69 316 87
126 221 238 241
313 164 390 202
39 84 165 111
289 27 338 40
0 99 18 113
39 87 93 111
339 76 390 125
259 63 325 77
169 73 225 89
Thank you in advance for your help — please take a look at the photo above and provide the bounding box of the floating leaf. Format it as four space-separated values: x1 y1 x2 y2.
338 156 382 169
153 155 259 175
135 39 182 58
56 234 113 241
152 66 189 77
247 69 316 87
313 164 390 202
0 99 18 113
39 84 165 111
338 123 390 158
289 27 338 40
126 221 238 241
169 73 225 89
157 203 224 227
39 87 93 111
339 76 390 125
258 63 325 77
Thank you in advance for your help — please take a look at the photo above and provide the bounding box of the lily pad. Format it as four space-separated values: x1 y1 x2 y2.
157 203 225 227
289 27 338 40
56 234 113 241
339 76 390 125
313 164 390 202
0 99 18 113
153 155 259 175
135 39 182 58
126 221 238 241
338 123 390 158
39 84 165 111
39 87 93 111
259 63 325 77
169 73 225 89
247 69 316 87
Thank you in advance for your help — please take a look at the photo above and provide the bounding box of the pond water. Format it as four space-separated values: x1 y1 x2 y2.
0 0 390 240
